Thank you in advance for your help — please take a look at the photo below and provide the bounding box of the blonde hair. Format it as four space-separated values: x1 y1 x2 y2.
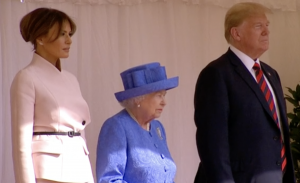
224 2 271 43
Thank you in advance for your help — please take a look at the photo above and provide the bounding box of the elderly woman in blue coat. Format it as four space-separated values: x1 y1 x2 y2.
96 62 178 183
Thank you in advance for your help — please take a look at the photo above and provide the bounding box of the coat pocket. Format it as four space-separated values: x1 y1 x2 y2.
31 140 62 154
31 140 63 179
231 157 254 173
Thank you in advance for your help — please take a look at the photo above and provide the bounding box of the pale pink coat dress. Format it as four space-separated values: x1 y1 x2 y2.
10 53 94 183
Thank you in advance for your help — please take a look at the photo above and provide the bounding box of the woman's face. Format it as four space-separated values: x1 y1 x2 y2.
139 90 167 122
36 21 73 64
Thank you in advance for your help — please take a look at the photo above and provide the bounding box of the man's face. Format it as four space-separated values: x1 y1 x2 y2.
236 14 270 59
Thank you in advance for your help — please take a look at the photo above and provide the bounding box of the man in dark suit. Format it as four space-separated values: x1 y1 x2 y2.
194 2 295 183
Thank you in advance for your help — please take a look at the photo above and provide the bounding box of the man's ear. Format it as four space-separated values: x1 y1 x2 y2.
230 27 241 41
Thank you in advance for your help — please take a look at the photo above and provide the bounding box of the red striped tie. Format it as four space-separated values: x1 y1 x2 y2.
253 62 286 173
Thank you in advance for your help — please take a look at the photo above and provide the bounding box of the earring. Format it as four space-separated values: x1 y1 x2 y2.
137 104 140 108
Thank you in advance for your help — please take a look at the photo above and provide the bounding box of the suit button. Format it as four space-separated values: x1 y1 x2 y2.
82 120 86 125
276 160 281 166
273 136 279 140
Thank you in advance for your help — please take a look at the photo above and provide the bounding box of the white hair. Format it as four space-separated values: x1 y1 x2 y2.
120 95 146 109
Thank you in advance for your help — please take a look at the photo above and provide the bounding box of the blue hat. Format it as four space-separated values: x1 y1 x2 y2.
115 62 179 102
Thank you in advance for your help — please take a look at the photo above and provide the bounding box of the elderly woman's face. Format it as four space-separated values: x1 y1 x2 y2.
139 90 167 120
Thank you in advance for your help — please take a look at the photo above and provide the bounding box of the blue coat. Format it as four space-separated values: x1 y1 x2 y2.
96 109 176 183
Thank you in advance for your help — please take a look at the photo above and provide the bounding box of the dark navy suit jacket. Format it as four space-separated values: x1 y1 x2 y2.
194 49 295 183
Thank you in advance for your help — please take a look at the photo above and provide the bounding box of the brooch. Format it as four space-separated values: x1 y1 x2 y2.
156 127 163 140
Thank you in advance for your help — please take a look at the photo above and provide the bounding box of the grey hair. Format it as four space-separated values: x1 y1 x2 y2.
120 95 146 109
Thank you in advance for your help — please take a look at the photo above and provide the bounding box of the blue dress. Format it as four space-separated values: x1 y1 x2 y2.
96 109 176 183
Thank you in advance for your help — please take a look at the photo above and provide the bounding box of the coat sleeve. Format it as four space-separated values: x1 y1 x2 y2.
10 70 36 183
194 65 235 183
96 119 128 183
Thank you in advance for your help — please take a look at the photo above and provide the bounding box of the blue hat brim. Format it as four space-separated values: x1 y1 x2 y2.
115 76 179 102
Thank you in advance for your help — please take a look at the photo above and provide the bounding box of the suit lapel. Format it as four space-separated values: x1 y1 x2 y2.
261 63 288 127
226 50 277 125
260 63 283 110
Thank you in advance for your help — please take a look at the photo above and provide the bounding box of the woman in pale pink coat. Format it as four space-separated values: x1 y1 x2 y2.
10 8 94 183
